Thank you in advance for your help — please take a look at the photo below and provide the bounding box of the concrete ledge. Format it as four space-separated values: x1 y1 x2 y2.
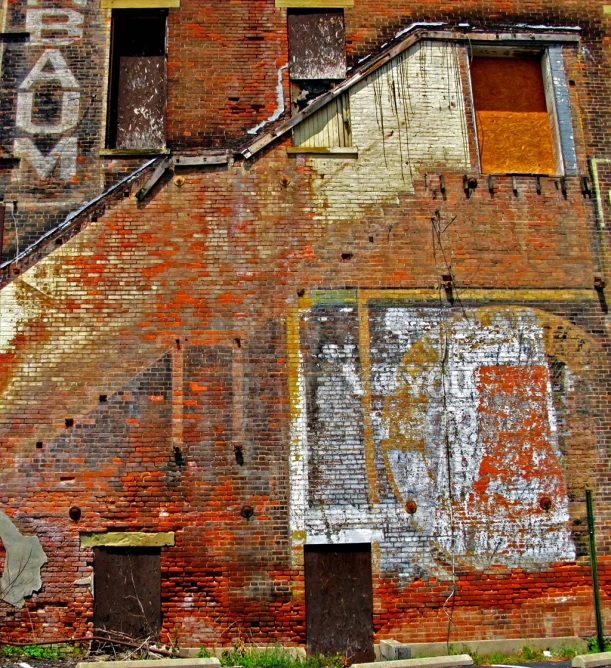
353 655 472 668
77 660 219 668
380 639 412 661
80 531 175 548
572 653 611 668
395 636 586 659
181 648 306 659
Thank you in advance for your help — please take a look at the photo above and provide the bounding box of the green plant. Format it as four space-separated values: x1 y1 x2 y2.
219 644 346 668
520 645 544 662
24 644 63 660
557 644 580 660
0 645 22 659
199 646 214 659
587 637 611 653
0 642 81 661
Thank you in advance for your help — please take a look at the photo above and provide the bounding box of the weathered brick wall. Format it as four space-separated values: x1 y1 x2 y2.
1 130 610 644
1 0 611 652
0 0 608 258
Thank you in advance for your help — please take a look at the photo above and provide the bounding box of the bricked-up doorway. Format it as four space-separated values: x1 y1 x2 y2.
305 544 374 663
94 547 161 641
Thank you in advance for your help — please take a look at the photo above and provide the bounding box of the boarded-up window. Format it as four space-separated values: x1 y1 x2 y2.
107 10 167 150
470 55 557 175
288 10 347 80
293 93 352 147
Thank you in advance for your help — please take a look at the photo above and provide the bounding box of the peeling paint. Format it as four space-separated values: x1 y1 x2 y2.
292 302 582 579
306 41 470 220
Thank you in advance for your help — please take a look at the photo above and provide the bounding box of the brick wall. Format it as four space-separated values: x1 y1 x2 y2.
1 0 611 652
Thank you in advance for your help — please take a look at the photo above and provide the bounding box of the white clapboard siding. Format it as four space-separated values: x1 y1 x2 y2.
293 94 352 148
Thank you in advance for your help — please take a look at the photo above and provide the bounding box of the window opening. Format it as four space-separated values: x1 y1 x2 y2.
106 10 167 150
470 53 559 175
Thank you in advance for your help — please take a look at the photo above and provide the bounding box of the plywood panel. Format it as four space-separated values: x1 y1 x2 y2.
471 56 555 174
471 57 548 112
94 547 161 641
476 111 556 175
288 10 346 80
305 544 373 663
116 56 166 150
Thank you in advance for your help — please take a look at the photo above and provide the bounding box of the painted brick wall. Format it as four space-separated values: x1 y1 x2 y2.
1 0 611 654
0 0 607 260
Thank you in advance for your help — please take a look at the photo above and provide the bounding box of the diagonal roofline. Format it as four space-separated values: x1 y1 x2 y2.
0 158 159 288
0 23 580 289
238 24 580 160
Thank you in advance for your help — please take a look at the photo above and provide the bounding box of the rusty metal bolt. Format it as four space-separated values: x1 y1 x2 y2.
405 500 418 515
240 504 254 520
539 495 553 512
174 176 185 187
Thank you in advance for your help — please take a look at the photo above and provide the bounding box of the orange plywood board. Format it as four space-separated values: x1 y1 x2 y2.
476 110 556 175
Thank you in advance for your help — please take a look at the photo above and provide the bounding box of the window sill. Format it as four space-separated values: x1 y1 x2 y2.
287 146 358 156
100 148 170 158
101 0 179 8
276 0 353 7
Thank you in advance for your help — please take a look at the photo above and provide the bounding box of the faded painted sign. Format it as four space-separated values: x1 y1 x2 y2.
13 3 84 181
289 299 578 578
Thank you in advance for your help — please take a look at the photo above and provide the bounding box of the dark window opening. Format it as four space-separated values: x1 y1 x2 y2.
470 54 558 175
287 9 346 81
107 10 167 150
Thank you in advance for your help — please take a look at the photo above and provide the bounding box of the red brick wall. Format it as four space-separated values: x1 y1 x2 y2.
1 0 611 652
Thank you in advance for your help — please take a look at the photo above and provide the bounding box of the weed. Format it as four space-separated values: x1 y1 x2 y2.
0 643 81 661
557 643 583 660
586 637 611 653
219 644 346 668
0 645 22 659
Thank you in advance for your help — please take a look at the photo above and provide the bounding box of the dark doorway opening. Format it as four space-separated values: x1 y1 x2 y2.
106 9 167 150
93 547 162 641
305 543 373 663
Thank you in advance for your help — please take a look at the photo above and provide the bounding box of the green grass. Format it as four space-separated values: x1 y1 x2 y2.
0 642 88 662
198 644 346 668
463 643 583 666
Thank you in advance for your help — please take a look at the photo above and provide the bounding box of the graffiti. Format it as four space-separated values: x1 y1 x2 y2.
12 0 84 181
289 295 585 579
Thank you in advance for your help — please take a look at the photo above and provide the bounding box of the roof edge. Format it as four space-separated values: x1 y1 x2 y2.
238 25 580 160
0 157 161 289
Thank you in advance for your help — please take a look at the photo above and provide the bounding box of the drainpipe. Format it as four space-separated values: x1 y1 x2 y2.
586 489 605 652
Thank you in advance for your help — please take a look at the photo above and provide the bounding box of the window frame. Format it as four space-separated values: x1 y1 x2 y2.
104 8 168 152
466 44 577 177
